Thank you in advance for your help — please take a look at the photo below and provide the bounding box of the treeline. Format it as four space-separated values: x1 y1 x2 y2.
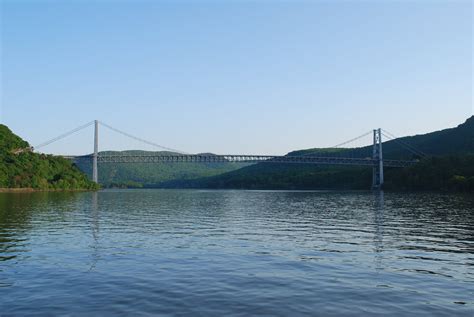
161 156 474 192
200 164 325 189
0 125 99 190
384 156 474 192
75 151 243 188
66 115 473 192
288 116 474 159
164 164 372 190
158 116 474 192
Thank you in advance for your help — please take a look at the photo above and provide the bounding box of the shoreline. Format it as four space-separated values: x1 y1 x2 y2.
0 188 97 193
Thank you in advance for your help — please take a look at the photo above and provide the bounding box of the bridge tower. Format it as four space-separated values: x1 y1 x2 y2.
372 128 383 189
92 120 99 183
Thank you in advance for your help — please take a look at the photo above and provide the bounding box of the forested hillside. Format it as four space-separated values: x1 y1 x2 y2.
289 116 474 159
0 125 99 190
70 116 474 191
179 116 474 191
75 150 244 188
159 164 373 190
384 155 474 191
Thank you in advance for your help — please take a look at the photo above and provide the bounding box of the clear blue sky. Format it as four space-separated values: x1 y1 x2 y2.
1 0 472 155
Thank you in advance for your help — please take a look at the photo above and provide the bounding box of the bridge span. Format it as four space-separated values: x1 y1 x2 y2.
34 120 422 190
65 153 415 168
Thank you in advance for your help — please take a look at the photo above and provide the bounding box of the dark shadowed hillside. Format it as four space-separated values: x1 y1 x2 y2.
289 116 474 159
71 117 474 191
174 116 474 191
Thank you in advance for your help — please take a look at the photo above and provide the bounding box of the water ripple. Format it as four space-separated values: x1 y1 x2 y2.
0 190 473 316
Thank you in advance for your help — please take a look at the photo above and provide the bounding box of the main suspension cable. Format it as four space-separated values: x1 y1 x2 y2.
382 129 427 157
34 121 95 150
331 130 373 148
99 121 189 154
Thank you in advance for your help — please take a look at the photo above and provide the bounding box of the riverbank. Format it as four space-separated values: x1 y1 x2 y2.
1 124 100 191
0 188 98 193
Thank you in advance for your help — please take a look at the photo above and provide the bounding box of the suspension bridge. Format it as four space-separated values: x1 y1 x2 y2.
31 120 423 189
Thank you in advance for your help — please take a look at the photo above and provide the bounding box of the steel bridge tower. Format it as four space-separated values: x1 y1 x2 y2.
372 128 383 190
92 120 98 183
87 121 386 188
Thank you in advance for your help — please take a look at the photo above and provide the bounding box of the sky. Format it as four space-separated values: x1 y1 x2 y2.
0 0 472 155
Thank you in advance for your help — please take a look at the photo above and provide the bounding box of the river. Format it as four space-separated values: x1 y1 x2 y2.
0 190 472 316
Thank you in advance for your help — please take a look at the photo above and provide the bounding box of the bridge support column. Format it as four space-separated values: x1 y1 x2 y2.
372 128 383 190
92 120 98 183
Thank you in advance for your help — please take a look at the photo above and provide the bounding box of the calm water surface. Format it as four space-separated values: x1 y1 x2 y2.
0 190 473 316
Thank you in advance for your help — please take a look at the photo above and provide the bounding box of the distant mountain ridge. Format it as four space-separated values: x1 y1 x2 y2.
75 150 243 187
73 116 474 190
166 116 474 190
289 116 474 159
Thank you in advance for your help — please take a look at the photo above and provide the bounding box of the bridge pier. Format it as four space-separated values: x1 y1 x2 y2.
92 120 98 183
372 128 383 190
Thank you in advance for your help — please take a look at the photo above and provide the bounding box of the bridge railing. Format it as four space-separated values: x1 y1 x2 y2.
64 154 416 168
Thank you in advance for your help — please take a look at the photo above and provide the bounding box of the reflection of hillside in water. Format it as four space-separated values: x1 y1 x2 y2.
0 192 81 262
381 193 474 253
0 190 473 315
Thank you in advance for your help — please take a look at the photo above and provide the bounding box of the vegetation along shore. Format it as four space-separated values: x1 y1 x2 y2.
1 116 473 192
0 125 99 191
78 117 474 192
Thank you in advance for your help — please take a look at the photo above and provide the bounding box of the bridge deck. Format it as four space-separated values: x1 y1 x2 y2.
64 154 416 168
